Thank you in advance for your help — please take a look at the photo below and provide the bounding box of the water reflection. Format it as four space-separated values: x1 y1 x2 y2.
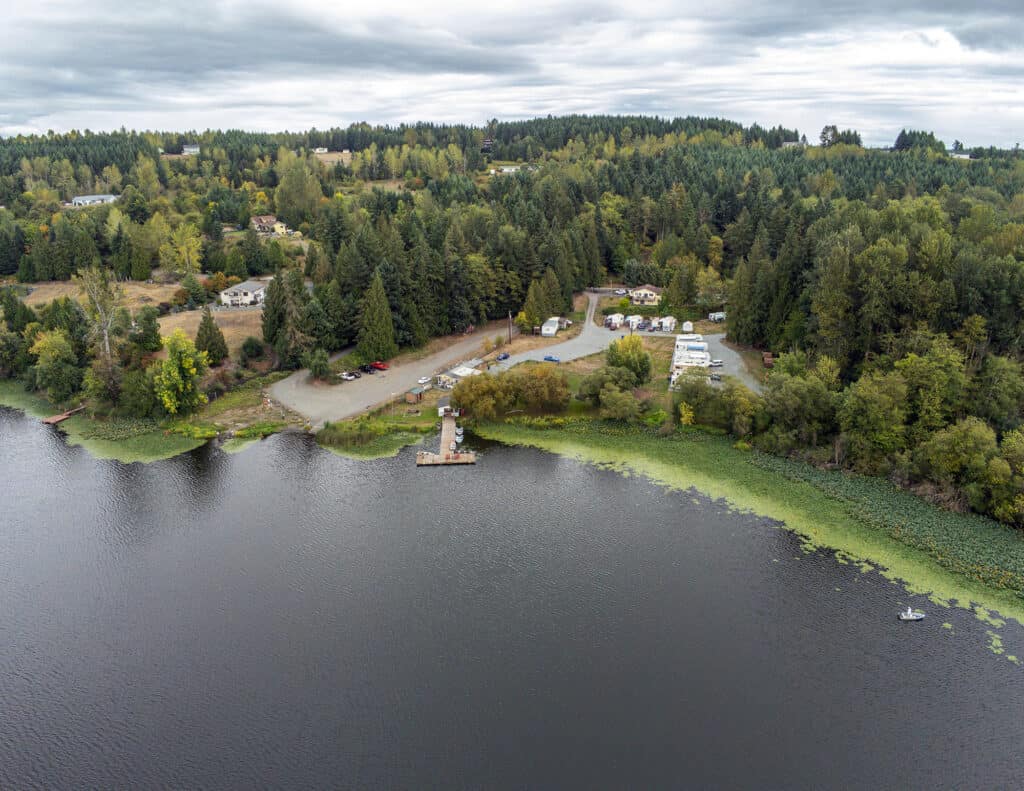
0 409 1022 789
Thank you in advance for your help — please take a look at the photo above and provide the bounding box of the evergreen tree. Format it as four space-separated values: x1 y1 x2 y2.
356 269 398 361
195 306 229 364
262 275 286 345
540 267 564 316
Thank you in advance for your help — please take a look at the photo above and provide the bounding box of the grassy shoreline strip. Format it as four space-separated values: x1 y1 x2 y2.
475 421 1024 633
0 380 205 463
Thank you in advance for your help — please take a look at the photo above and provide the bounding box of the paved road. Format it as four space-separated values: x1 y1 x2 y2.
705 334 763 394
270 291 760 425
269 331 495 428
491 291 614 371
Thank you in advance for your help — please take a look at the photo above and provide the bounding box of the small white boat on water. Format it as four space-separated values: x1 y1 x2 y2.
455 425 464 434
455 434 464 444
898 607 925 621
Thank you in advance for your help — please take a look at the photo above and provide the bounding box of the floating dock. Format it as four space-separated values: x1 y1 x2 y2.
41 406 86 425
416 414 476 466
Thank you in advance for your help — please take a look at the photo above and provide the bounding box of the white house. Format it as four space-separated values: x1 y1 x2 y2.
220 279 267 307
708 311 726 322
251 215 288 235
541 317 560 337
681 320 693 333
71 194 117 206
659 316 678 332
313 147 328 154
605 312 625 329
629 284 662 306
625 314 643 330
182 144 200 156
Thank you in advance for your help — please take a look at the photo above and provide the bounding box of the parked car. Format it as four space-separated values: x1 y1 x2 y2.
614 288 627 295
637 321 650 331
370 361 389 370
339 372 356 381
709 360 723 367
497 352 510 361
710 373 722 382
359 364 373 373
543 355 560 363
350 370 361 378
417 376 431 385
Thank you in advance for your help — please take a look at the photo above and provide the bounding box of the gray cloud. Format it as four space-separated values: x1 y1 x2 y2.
0 1 1023 146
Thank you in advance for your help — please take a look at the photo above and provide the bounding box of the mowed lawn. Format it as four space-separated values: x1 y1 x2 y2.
158 308 263 358
21 280 180 311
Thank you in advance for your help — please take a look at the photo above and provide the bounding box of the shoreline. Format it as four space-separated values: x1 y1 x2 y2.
7 378 1024 657
474 420 1024 656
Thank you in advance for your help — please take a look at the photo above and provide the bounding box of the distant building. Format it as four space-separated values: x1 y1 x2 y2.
629 285 662 306
250 215 287 234
781 141 804 149
950 152 971 160
71 194 117 206
182 144 200 156
219 279 267 307
313 147 328 154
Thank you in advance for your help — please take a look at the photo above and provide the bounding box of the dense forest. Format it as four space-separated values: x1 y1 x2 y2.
3 115 1024 525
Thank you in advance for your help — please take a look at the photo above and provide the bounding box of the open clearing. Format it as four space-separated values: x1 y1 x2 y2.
314 151 353 167
20 280 180 311
158 308 263 357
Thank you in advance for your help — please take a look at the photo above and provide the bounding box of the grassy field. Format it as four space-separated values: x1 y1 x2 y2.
20 280 180 311
313 151 353 167
158 309 263 357
475 419 1024 658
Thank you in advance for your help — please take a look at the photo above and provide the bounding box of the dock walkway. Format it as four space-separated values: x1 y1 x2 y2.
417 414 476 466
42 406 85 425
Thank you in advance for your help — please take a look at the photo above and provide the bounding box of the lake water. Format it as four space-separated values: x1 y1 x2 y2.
2 406 1023 789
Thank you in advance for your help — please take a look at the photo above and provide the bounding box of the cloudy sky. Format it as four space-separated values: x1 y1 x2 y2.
2 0 1023 146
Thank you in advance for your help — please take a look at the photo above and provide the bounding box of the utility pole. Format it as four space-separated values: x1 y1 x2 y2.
507 311 513 344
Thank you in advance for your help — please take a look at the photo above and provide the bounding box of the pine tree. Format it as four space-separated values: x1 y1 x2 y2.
540 267 564 316
521 279 547 328
195 306 228 365
357 269 398 361
262 275 286 345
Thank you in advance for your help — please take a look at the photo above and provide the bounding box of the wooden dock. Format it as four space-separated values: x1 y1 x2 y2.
41 406 85 425
416 414 476 466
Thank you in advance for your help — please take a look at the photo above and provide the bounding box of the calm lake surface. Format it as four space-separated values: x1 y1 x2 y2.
2 406 1023 789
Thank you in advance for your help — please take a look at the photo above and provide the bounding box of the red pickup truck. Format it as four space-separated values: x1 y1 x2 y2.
370 361 390 371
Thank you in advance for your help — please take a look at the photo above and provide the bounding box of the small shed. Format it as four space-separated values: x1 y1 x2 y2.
681 320 693 333
405 387 424 404
660 316 678 332
541 317 560 337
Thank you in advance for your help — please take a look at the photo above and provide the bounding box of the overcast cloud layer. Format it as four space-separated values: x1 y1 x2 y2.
2 0 1023 146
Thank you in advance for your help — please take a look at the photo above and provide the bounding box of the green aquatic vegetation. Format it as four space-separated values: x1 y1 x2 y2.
60 415 204 463
0 380 52 416
232 421 285 440
321 431 426 459
1 384 204 462
475 421 1024 635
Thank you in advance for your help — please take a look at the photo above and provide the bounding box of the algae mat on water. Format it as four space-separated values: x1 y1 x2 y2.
476 422 1024 654
0 382 204 463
